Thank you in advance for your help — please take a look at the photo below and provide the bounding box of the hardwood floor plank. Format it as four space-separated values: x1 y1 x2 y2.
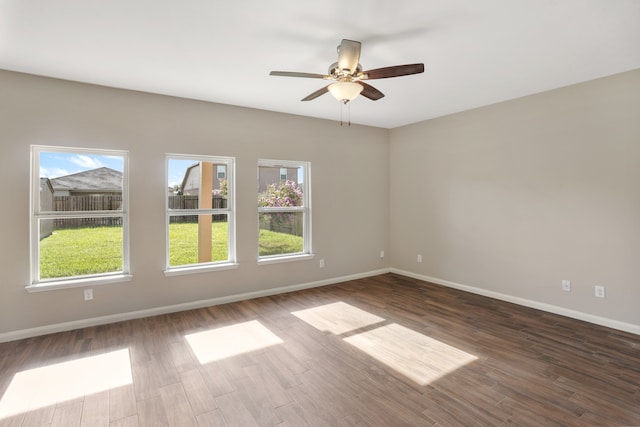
136 396 168 427
131 353 179 402
80 390 109 427
158 382 197 427
199 363 236 397
194 409 227 427
168 341 199 374
214 392 259 427
233 375 283 426
109 384 137 423
569 391 640 425
1 273 638 426
242 364 292 409
19 405 55 427
109 414 138 427
0 414 24 427
51 398 83 427
180 368 217 416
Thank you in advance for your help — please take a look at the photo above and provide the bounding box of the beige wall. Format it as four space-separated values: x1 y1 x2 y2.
0 70 390 336
390 69 640 327
1 68 638 338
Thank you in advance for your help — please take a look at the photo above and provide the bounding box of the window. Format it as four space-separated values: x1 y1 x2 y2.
30 146 130 290
258 160 311 262
166 155 236 274
217 165 226 180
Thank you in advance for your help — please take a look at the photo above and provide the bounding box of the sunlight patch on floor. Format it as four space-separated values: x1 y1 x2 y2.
0 348 132 419
185 320 283 364
291 301 385 334
344 323 478 385
291 301 477 386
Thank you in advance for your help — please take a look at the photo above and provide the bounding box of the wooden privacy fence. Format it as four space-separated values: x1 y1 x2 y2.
54 195 123 211
52 195 228 228
259 212 303 236
53 195 123 228
168 195 227 223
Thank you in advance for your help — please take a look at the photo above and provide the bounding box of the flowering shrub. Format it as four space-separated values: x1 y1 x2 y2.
213 179 228 197
258 180 302 207
258 180 303 236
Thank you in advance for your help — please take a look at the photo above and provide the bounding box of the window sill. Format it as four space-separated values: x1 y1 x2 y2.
257 253 315 266
164 262 239 277
26 274 133 293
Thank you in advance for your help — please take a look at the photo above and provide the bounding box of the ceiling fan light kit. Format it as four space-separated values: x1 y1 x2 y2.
270 39 424 106
328 81 364 103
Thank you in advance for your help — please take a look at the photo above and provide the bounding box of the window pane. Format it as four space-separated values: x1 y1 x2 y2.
168 159 227 209
217 165 226 179
32 146 129 286
258 165 304 207
39 151 124 212
39 218 123 280
169 214 229 267
259 212 303 256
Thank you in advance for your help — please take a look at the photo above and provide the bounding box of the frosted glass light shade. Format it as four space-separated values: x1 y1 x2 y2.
328 82 363 102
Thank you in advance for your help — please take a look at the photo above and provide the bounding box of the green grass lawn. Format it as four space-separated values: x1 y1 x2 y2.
39 223 303 278
39 226 123 279
168 221 229 266
258 229 303 256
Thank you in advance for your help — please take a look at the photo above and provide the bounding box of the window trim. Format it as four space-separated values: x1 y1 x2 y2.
165 154 237 274
257 159 312 262
29 145 130 291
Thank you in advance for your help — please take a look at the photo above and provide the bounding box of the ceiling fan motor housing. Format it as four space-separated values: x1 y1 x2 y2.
329 62 363 80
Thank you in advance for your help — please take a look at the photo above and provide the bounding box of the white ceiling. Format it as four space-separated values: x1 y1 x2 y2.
1 0 639 128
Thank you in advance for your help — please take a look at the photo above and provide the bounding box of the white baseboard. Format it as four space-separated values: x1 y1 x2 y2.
391 268 640 336
0 268 391 343
3 267 637 342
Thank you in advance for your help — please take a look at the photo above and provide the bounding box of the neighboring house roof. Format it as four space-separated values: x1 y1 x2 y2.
39 177 54 193
50 167 122 193
180 163 200 194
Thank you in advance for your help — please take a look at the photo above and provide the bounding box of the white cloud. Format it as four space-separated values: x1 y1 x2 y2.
168 175 183 187
69 155 104 169
40 167 71 178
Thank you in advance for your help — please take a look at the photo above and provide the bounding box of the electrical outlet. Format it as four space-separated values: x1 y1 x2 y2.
562 280 571 292
84 289 93 301
319 259 325 268
595 285 605 298
417 254 423 263
380 250 384 259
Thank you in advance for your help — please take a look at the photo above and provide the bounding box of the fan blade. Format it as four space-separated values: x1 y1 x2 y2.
362 63 424 80
337 39 361 73
270 71 329 79
357 82 385 101
301 85 330 101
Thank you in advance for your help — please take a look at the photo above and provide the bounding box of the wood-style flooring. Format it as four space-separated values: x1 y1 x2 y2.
1 273 639 426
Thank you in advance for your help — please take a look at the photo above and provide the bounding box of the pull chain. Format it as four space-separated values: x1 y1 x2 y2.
339 100 352 126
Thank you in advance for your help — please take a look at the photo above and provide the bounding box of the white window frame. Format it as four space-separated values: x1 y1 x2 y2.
258 159 313 265
28 145 131 292
164 154 237 276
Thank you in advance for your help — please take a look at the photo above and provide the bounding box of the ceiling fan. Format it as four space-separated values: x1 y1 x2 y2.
270 39 424 104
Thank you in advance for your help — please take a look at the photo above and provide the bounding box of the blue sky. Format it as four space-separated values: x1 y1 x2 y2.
40 152 194 187
40 152 303 188
167 159 197 188
40 152 123 178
